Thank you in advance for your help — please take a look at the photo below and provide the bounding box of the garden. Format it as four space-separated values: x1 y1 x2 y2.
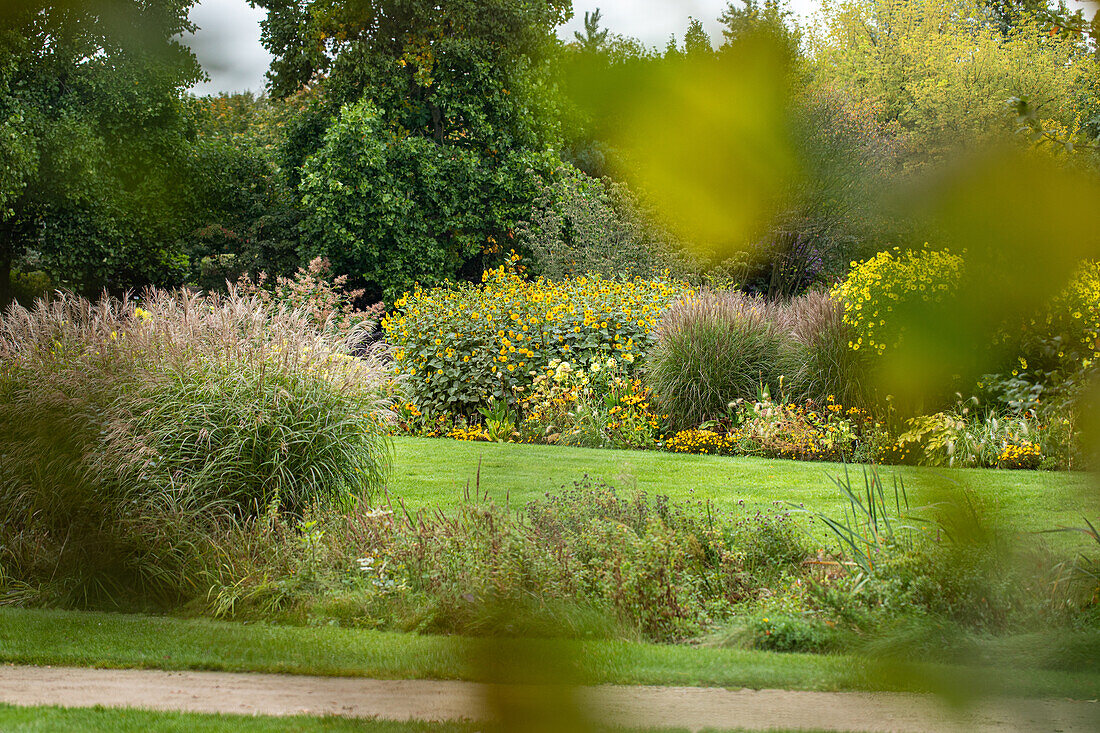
3 0 1100 730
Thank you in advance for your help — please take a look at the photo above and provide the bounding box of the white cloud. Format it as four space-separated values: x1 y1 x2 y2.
183 0 272 95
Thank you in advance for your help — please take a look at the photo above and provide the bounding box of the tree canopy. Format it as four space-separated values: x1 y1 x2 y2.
0 0 203 305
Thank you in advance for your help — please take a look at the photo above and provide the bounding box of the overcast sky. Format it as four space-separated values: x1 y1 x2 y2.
182 0 822 95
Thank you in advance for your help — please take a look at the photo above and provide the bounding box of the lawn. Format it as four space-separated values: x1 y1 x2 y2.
0 705 827 733
0 707 480 733
3 608 1100 701
387 437 1098 536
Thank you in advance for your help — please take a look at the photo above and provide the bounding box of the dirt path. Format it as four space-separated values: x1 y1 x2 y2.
1 665 1097 732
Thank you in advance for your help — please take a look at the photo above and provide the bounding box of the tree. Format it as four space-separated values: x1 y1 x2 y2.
574 8 609 52
183 92 308 290
0 0 204 305
253 0 572 300
807 0 1097 165
683 18 714 58
720 0 802 59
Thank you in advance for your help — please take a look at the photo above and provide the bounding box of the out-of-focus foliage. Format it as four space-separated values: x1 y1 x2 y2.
517 164 695 281
720 0 803 60
0 0 204 305
564 34 798 260
832 248 965 356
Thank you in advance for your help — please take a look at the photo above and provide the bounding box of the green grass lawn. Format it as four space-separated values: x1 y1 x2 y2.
0 705 826 733
387 437 1098 536
0 707 479 733
3 608 1100 701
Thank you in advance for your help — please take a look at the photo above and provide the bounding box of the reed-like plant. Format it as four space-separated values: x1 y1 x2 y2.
778 290 872 407
648 291 797 428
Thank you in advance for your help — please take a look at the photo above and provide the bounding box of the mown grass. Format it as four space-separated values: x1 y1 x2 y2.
387 437 1097 537
0 707 475 733
0 705 824 733
3 608 1100 700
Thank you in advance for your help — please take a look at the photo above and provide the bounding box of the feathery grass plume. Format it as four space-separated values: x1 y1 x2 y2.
0 288 392 607
778 290 872 408
649 290 796 428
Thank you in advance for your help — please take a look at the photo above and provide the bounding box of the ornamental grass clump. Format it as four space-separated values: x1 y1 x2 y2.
0 289 391 607
778 290 872 408
649 291 797 428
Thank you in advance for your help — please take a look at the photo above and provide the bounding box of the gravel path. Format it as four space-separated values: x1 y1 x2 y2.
1 665 1097 732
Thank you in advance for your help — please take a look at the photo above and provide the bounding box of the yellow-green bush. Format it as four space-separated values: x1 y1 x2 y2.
382 260 689 415
831 247 963 355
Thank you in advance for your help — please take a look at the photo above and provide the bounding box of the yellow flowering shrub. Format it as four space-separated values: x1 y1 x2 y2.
831 248 963 354
1025 260 1100 370
518 358 663 448
383 257 688 414
1057 261 1100 361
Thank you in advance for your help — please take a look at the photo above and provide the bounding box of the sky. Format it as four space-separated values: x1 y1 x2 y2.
182 0 821 96
183 0 1099 95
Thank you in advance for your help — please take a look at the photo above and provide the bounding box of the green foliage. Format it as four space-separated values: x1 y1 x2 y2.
649 292 797 428
0 0 205 304
0 289 391 607
383 261 686 416
808 0 1097 162
517 165 694 280
256 0 571 301
206 478 812 643
299 100 554 302
183 93 308 289
720 0 802 59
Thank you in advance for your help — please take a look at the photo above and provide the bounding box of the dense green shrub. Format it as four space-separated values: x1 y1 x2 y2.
648 291 797 428
383 260 688 416
299 99 555 303
517 165 695 280
0 290 391 607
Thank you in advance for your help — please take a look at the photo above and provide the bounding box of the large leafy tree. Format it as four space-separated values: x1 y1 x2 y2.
0 0 204 305
252 0 571 301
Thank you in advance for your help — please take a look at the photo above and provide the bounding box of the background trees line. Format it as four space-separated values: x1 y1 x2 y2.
2 0 1098 307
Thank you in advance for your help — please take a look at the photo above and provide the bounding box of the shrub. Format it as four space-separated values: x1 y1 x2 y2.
383 258 688 416
237 256 383 340
0 289 391 606
831 247 963 355
298 99 554 303
517 165 695 280
895 407 1053 469
648 291 797 428
985 261 1100 415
